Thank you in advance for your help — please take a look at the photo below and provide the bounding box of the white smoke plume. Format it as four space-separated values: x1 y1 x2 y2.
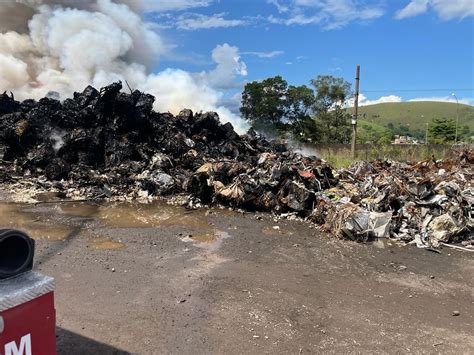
0 0 248 132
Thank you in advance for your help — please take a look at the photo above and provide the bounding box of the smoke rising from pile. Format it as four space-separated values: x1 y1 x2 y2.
0 0 248 132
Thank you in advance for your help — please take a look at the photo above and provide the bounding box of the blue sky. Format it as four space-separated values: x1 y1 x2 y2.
146 0 473 108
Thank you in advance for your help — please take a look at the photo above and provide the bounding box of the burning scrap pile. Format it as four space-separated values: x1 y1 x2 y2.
320 153 473 247
0 82 336 212
0 83 472 248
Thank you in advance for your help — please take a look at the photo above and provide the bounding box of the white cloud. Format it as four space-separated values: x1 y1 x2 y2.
198 43 247 89
267 0 385 29
395 0 474 20
241 50 284 58
432 0 474 20
268 0 290 13
361 94 402 106
348 93 402 106
138 0 213 13
176 13 246 30
347 93 473 107
395 0 429 19
408 96 473 105
269 13 323 26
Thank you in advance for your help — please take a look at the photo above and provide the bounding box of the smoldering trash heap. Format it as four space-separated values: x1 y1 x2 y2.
0 82 472 249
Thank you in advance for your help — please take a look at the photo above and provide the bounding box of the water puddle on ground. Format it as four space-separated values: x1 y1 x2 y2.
59 202 213 230
181 230 232 251
0 200 233 251
0 203 75 240
189 233 216 244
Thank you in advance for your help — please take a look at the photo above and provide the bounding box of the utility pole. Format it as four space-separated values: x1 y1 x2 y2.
451 93 459 144
351 65 360 160
425 122 429 145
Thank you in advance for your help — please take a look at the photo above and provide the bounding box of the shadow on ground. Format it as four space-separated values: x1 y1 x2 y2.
56 328 129 355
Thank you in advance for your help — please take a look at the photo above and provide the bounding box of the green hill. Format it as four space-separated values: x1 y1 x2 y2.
348 101 474 143
356 101 474 131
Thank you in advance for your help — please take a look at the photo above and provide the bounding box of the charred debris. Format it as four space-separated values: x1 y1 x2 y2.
0 83 472 248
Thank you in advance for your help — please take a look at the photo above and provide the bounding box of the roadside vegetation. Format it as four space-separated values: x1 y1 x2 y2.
312 144 454 168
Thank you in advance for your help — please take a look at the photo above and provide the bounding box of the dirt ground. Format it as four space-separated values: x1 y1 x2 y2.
1 197 473 354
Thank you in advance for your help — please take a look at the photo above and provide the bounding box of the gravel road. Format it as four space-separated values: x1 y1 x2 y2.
2 199 473 354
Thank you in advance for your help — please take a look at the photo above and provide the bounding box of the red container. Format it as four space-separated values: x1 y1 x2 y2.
0 272 56 355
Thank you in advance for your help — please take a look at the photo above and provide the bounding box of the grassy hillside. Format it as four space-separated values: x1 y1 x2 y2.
356 101 474 131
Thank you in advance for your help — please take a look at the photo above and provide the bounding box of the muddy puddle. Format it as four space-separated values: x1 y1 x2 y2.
0 203 75 240
181 230 232 251
58 202 213 230
0 200 234 250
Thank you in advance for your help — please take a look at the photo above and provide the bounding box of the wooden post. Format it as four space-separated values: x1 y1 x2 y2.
351 65 360 160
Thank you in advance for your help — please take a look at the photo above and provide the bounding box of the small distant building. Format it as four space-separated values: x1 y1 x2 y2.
392 135 419 145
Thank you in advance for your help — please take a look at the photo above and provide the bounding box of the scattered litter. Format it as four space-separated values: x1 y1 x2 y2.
398 265 408 271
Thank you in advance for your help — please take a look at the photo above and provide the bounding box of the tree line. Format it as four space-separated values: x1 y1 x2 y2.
240 75 352 143
240 75 471 144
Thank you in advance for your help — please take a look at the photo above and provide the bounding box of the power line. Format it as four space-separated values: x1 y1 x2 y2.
362 88 474 93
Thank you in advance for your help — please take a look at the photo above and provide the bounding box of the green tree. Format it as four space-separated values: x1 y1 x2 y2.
356 122 393 144
377 131 393 145
411 128 425 141
428 118 456 143
241 75 354 143
309 75 352 143
285 85 316 135
240 76 288 126
311 75 351 112
240 77 315 135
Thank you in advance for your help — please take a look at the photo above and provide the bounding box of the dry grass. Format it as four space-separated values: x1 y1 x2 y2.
305 144 454 168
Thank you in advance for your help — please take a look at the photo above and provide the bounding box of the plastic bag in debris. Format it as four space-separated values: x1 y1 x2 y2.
341 210 392 242
217 182 244 201
434 181 460 197
407 180 432 199
427 213 465 243
138 169 175 195
196 163 214 174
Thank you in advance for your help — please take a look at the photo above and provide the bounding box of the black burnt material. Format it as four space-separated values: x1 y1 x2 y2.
0 82 336 213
